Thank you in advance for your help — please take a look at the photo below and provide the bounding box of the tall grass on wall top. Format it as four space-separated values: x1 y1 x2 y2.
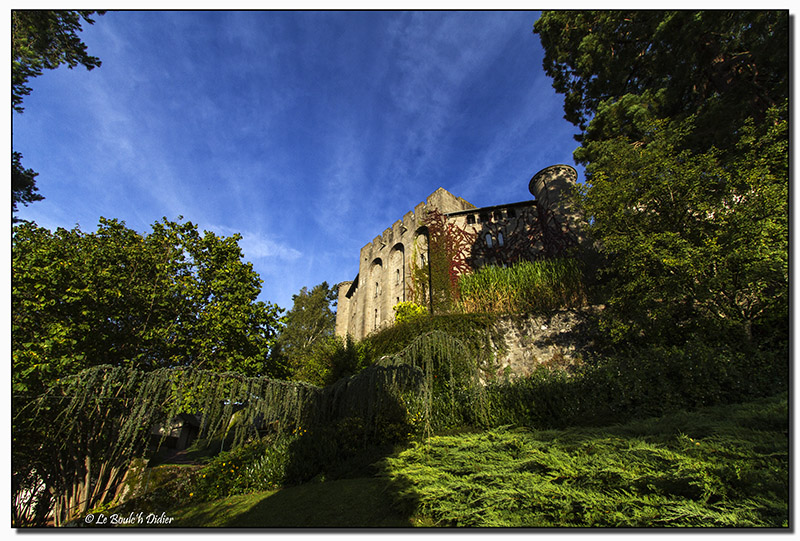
458 258 586 315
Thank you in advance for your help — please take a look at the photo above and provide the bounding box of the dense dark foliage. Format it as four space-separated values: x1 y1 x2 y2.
535 11 788 352
534 11 788 160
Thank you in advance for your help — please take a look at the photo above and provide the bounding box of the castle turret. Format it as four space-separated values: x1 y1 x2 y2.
528 164 584 247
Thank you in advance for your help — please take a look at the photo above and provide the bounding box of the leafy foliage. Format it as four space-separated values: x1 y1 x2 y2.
580 110 787 347
534 11 788 160
11 151 42 219
286 335 372 387
407 209 473 314
12 218 285 393
363 313 502 372
535 11 788 351
484 340 787 431
14 328 487 525
13 365 318 526
380 394 788 527
12 10 103 112
272 282 337 382
393 301 428 324
189 434 295 502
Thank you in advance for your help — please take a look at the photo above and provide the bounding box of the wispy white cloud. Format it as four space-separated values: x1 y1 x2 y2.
209 224 302 262
372 13 530 190
240 234 302 261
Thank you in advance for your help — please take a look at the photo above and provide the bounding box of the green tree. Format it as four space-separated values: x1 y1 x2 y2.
534 11 788 163
582 112 787 346
12 10 104 218
12 217 285 393
534 11 789 349
272 282 338 382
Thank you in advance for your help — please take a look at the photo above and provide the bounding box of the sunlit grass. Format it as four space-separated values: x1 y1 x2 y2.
457 258 586 315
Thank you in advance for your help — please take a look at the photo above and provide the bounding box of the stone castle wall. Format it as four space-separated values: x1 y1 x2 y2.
335 188 474 340
336 165 582 341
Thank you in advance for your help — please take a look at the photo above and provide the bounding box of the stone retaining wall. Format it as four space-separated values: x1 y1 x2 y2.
490 307 602 379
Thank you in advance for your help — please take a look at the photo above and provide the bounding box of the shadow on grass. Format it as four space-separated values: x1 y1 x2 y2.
229 477 414 528
167 441 421 528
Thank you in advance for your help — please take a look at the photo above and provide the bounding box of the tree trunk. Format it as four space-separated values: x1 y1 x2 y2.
81 455 91 515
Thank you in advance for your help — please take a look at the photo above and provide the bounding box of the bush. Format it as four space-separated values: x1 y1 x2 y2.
189 434 295 502
393 301 428 324
363 312 501 366
283 416 410 485
291 335 371 386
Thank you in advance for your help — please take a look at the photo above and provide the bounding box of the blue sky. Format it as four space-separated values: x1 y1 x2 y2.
12 10 587 312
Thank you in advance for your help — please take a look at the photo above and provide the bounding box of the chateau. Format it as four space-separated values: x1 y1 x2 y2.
335 165 583 341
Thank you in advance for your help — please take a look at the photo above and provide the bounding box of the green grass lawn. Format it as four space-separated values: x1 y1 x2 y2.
168 477 414 528
155 393 787 528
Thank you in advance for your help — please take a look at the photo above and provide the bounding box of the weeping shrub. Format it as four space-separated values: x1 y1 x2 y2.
14 330 487 525
13 366 320 526
364 312 502 371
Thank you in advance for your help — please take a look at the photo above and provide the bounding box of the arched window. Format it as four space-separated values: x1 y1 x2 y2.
485 233 493 248
498 232 504 247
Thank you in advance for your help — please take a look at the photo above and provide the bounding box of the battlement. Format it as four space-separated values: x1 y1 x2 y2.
359 187 471 256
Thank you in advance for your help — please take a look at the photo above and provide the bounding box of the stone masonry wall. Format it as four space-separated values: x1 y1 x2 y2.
489 308 601 380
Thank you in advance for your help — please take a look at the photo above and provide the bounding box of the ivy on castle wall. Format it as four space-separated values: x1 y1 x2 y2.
407 209 474 314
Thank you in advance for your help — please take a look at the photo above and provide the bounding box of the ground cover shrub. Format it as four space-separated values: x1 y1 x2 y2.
457 258 586 315
378 393 788 527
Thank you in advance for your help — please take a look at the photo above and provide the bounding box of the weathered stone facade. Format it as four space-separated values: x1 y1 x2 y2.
336 165 582 341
